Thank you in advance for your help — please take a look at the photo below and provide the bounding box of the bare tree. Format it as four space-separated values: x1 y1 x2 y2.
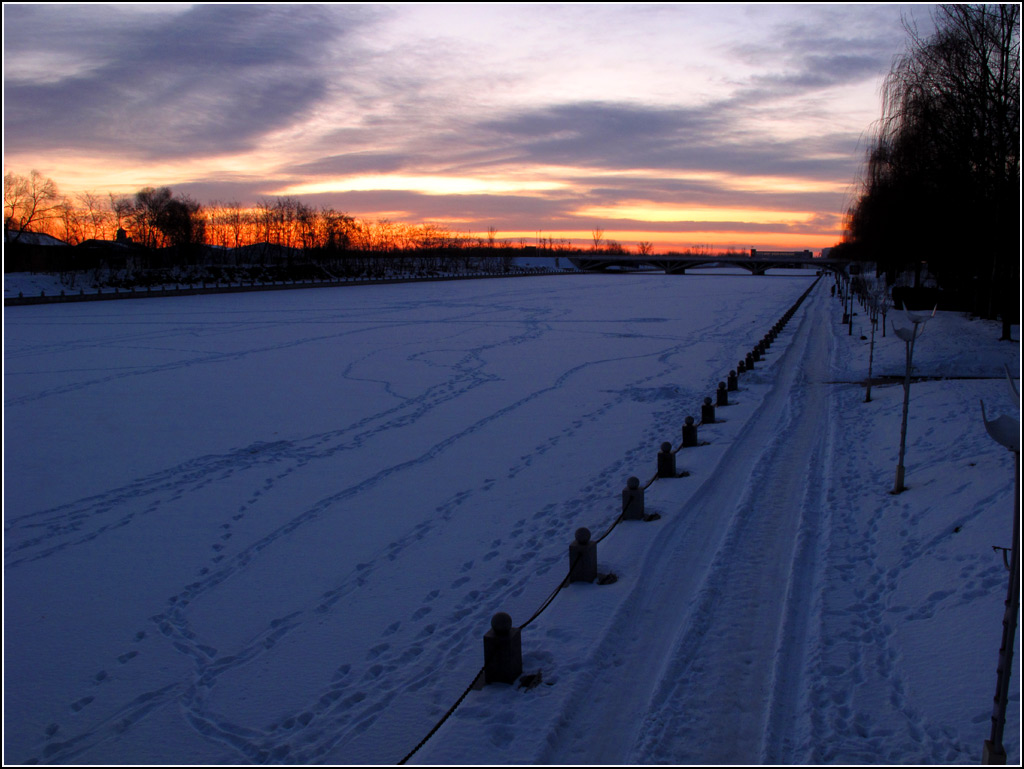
109 193 133 235
76 191 113 241
4 170 61 241
55 197 86 245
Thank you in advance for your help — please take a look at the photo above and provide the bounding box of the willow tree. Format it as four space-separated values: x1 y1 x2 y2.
846 4 1019 338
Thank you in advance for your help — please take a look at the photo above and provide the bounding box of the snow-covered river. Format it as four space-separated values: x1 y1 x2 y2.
4 271 1018 765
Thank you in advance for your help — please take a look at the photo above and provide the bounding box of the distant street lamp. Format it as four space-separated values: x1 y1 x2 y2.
865 307 878 403
890 305 936 494
848 282 857 336
980 367 1020 765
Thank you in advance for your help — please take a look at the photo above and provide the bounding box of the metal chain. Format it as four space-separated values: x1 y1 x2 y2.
397 276 823 764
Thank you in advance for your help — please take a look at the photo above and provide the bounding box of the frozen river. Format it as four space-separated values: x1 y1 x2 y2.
4 270 1018 765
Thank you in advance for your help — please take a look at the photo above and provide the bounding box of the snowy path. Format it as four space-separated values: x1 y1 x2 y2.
536 282 833 764
629 284 832 764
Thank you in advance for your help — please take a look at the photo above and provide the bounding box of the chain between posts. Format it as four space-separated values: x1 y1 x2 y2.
400 472 653 765
398 667 483 765
398 277 822 764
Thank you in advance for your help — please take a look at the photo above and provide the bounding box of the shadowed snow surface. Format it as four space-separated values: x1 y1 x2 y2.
3 272 1019 765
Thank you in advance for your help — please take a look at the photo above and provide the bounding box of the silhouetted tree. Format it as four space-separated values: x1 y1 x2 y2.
4 170 61 241
77 191 114 241
128 186 205 258
109 193 133 233
845 4 1019 338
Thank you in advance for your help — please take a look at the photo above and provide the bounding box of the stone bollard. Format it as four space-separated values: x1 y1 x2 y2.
657 442 677 478
622 476 645 520
682 416 699 447
727 370 738 391
569 528 598 583
751 347 761 362
483 612 522 685
745 352 755 370
701 397 716 424
737 359 746 374
716 382 729 407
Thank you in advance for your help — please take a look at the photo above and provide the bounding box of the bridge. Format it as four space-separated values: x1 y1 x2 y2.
569 250 847 276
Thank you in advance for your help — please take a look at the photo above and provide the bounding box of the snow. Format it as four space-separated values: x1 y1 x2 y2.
3 270 1020 765
1 255 579 300
3 271 68 298
3 231 69 247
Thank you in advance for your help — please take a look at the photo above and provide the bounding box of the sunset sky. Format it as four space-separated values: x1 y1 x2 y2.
3 3 938 253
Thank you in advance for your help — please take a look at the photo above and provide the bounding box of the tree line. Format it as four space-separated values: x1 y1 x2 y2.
838 4 1019 339
4 173 641 259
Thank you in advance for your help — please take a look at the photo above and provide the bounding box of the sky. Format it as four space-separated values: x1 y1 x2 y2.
2 3 939 252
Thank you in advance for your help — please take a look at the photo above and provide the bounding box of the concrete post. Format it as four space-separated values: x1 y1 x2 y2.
657 442 677 478
745 352 755 370
727 370 738 391
682 416 698 448
568 528 598 583
737 360 746 374
483 612 522 685
701 397 715 425
622 476 644 520
716 382 728 407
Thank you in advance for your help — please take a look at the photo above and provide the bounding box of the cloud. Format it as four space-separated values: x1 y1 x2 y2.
283 152 417 177
4 3 919 251
4 5 366 159
724 6 915 105
443 101 863 184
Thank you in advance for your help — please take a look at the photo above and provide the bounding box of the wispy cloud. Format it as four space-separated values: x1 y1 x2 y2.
3 3 930 249
5 5 361 158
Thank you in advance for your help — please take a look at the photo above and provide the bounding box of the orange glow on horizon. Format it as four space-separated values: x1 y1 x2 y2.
5 157 844 256
492 229 837 253
573 203 817 226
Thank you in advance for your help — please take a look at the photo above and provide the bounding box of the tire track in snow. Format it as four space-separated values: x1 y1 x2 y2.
539 282 831 764
629 284 832 764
